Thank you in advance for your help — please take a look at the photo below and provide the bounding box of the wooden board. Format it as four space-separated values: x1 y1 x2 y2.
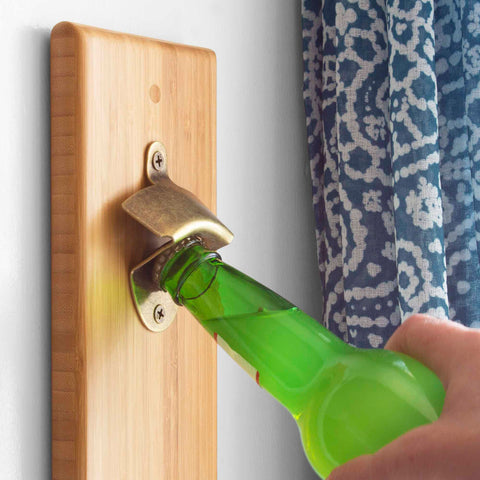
51 22 217 480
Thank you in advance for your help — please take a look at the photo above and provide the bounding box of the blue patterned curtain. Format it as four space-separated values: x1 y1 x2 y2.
302 0 480 348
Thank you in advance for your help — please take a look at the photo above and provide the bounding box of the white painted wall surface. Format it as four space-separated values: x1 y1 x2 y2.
0 1 322 478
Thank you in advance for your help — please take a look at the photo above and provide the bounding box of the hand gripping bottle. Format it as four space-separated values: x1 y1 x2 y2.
157 239 445 479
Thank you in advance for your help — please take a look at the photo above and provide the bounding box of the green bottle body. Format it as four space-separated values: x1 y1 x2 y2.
160 244 445 479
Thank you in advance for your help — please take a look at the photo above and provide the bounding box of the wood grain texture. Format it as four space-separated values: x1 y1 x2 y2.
51 22 217 480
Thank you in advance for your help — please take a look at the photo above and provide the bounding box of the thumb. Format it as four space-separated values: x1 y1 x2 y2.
385 314 475 388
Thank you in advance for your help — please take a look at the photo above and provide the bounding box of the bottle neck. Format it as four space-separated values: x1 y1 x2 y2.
160 244 346 415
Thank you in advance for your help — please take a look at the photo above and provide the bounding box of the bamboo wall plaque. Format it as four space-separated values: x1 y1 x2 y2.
51 22 217 480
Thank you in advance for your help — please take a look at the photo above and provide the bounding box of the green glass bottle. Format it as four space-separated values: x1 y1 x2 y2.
159 241 445 479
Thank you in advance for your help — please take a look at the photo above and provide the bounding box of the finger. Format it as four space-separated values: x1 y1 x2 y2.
327 454 375 480
385 314 477 388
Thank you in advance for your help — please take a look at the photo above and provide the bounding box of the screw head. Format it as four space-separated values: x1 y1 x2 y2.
152 151 164 171
153 304 165 323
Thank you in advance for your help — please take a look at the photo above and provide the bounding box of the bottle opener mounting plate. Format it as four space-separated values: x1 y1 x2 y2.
123 141 233 332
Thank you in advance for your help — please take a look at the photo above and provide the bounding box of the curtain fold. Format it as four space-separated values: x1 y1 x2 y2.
302 0 480 348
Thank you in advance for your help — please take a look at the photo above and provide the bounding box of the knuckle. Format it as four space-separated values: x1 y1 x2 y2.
387 314 425 350
400 314 446 345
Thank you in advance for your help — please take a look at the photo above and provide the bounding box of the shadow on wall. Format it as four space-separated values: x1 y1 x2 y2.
15 26 51 478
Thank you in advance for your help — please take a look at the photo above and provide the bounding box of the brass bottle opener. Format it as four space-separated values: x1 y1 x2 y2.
122 141 233 332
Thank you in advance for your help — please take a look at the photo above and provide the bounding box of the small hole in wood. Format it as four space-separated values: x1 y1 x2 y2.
149 84 161 103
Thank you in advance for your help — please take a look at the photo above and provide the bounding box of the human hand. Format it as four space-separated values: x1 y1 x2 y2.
327 314 480 480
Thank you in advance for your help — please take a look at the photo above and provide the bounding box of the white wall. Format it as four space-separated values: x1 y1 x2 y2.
0 1 322 478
